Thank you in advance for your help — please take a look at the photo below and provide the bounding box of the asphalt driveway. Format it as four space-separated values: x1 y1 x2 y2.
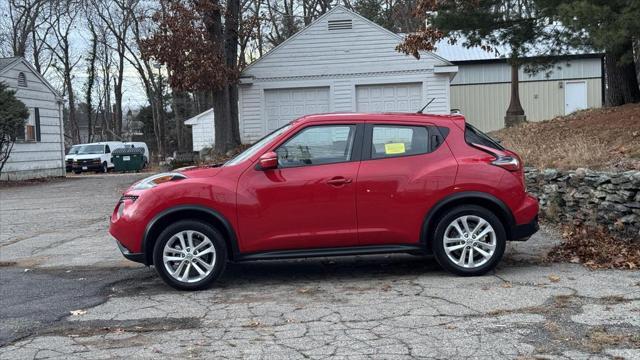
0 173 638 359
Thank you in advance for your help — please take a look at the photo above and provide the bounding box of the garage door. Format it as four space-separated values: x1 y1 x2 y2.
265 87 330 132
356 83 423 112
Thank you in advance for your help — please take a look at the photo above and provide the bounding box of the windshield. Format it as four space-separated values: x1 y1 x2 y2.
67 146 80 155
77 145 105 155
225 124 292 166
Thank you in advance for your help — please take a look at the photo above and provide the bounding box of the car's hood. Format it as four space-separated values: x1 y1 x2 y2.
175 164 224 178
64 155 76 160
74 154 103 160
123 165 225 197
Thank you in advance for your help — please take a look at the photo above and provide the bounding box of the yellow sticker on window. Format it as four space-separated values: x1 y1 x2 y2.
384 143 406 154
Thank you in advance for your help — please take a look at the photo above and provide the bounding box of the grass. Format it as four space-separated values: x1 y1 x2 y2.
490 103 640 171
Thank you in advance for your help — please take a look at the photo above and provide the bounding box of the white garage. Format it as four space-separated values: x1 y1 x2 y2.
238 5 457 142
264 87 330 132
355 83 423 112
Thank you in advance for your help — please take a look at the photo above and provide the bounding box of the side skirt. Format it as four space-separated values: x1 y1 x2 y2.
236 245 425 262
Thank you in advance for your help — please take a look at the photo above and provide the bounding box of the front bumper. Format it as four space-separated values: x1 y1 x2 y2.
73 163 102 172
110 196 148 264
115 239 145 264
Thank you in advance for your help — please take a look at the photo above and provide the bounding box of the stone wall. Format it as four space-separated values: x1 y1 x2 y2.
525 168 640 240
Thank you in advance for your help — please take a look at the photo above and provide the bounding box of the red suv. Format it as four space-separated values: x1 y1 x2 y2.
110 113 538 290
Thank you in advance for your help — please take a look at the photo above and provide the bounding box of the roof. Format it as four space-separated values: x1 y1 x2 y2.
431 35 602 63
242 5 452 75
184 108 214 125
0 57 21 72
0 57 62 100
296 112 465 126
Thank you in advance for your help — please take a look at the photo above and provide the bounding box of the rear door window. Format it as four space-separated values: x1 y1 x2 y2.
370 125 430 159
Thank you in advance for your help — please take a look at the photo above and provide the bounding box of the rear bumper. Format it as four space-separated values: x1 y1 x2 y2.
507 193 539 241
510 215 539 241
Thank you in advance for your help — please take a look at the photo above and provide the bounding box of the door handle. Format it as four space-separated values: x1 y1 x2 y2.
326 177 352 186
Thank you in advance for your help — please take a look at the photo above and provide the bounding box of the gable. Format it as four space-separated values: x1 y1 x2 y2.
0 58 61 100
184 108 214 125
242 6 450 79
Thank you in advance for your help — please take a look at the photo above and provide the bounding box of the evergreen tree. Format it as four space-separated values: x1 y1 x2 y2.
538 0 640 105
0 82 29 175
397 0 566 126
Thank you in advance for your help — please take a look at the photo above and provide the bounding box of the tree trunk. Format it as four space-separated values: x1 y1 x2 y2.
504 61 526 127
605 42 640 106
201 0 241 155
172 91 191 152
225 0 241 147
66 72 80 144
114 80 123 137
212 87 236 154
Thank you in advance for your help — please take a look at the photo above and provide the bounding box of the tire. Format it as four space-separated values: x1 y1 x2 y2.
432 205 506 276
102 162 108 173
73 170 81 175
153 220 227 291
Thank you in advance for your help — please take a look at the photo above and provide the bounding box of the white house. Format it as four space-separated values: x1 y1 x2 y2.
238 5 457 143
184 108 215 152
0 57 65 181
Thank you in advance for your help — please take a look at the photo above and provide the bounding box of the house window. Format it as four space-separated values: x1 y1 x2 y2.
16 108 40 142
18 72 27 87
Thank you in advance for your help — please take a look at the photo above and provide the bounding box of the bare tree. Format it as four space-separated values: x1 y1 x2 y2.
6 0 47 57
84 19 100 142
121 1 167 157
45 0 82 144
92 0 134 138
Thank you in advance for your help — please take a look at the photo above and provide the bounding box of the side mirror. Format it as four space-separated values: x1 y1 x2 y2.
258 151 278 170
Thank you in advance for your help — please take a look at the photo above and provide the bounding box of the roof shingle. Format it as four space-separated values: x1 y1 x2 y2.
0 57 20 72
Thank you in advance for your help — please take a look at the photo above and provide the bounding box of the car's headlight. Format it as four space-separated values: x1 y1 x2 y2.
132 172 187 190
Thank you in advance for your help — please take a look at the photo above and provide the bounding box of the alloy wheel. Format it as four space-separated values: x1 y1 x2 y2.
163 230 217 283
443 215 496 268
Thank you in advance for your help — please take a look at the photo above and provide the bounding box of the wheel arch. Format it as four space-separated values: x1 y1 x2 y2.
142 205 239 265
421 192 515 251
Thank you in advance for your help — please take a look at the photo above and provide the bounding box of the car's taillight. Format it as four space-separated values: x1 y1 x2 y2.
470 142 522 172
491 155 521 172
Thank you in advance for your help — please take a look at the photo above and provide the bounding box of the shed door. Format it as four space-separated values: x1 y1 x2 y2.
264 87 330 132
564 81 588 114
356 83 422 112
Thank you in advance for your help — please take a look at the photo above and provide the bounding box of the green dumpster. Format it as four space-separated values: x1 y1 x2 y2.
112 147 145 172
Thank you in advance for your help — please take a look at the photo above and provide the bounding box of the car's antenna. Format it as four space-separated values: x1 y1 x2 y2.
417 98 436 114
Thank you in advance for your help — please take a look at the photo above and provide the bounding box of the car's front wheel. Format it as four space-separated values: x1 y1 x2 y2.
432 205 506 276
153 220 227 290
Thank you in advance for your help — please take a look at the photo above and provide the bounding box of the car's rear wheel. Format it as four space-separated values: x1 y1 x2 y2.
153 220 227 290
432 205 506 276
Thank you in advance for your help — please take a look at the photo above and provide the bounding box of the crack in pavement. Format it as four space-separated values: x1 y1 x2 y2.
2 259 638 359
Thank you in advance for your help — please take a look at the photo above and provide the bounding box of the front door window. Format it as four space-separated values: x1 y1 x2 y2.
276 125 356 167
